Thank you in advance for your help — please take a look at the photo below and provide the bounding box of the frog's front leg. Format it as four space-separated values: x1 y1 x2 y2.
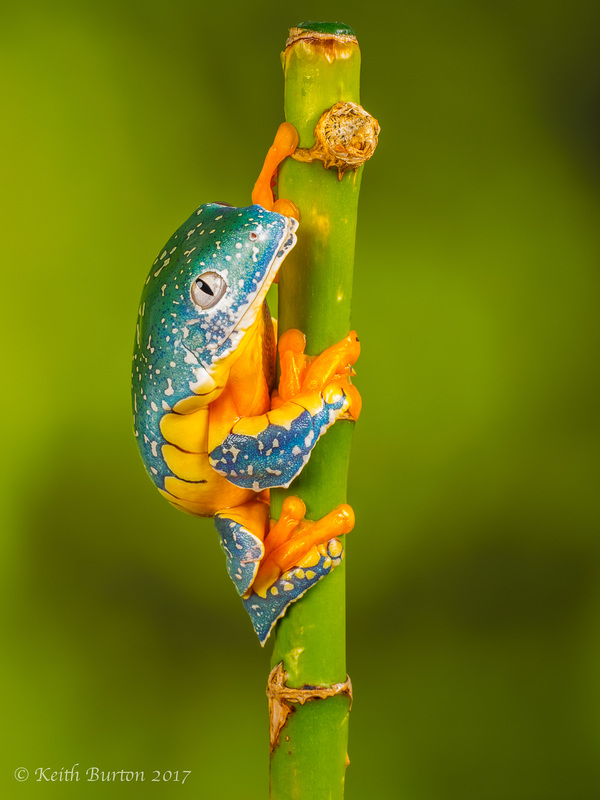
214 497 354 644
252 121 299 220
209 329 361 489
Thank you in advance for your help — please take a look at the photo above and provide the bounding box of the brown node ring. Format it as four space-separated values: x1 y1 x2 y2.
266 662 353 752
291 101 380 180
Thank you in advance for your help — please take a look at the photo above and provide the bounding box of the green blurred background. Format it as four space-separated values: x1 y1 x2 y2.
2 1 599 798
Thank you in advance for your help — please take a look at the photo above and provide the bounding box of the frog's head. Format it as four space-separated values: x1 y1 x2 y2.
136 203 297 410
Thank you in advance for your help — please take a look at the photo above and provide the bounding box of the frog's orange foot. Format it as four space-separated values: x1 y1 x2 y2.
275 329 362 420
252 122 299 221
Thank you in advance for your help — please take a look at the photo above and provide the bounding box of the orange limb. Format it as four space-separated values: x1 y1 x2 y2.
252 122 300 221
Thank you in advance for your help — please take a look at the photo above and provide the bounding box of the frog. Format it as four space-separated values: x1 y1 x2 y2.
132 123 361 644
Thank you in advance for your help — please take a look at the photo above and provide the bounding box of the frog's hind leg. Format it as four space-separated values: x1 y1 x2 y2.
209 331 361 492
243 499 354 645
243 504 354 645
215 496 355 645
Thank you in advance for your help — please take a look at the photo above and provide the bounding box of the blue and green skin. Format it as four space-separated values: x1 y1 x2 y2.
132 201 359 644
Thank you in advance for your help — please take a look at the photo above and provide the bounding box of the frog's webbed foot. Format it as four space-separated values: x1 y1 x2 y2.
215 497 354 644
274 328 362 421
252 122 300 221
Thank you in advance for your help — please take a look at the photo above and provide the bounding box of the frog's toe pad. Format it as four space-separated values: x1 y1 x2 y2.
214 514 264 596
243 538 344 646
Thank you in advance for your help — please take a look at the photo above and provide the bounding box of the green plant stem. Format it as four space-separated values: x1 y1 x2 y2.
269 22 363 800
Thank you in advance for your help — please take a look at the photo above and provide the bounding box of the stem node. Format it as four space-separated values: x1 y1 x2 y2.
267 662 353 753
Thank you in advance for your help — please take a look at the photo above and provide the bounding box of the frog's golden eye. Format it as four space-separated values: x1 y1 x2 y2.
191 271 227 310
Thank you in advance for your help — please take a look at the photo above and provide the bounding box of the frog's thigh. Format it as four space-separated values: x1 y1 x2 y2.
214 500 270 596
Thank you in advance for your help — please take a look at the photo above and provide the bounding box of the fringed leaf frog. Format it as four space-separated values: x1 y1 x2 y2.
132 124 360 644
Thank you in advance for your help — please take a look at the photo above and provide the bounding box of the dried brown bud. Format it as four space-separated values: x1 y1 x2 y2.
292 101 380 179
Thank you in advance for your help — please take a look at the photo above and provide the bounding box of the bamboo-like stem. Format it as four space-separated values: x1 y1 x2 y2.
269 22 366 800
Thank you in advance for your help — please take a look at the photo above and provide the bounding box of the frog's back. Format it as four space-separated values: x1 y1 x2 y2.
132 202 294 515
132 212 200 501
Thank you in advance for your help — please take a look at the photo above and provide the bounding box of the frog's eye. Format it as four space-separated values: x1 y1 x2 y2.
191 271 228 310
249 231 259 242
